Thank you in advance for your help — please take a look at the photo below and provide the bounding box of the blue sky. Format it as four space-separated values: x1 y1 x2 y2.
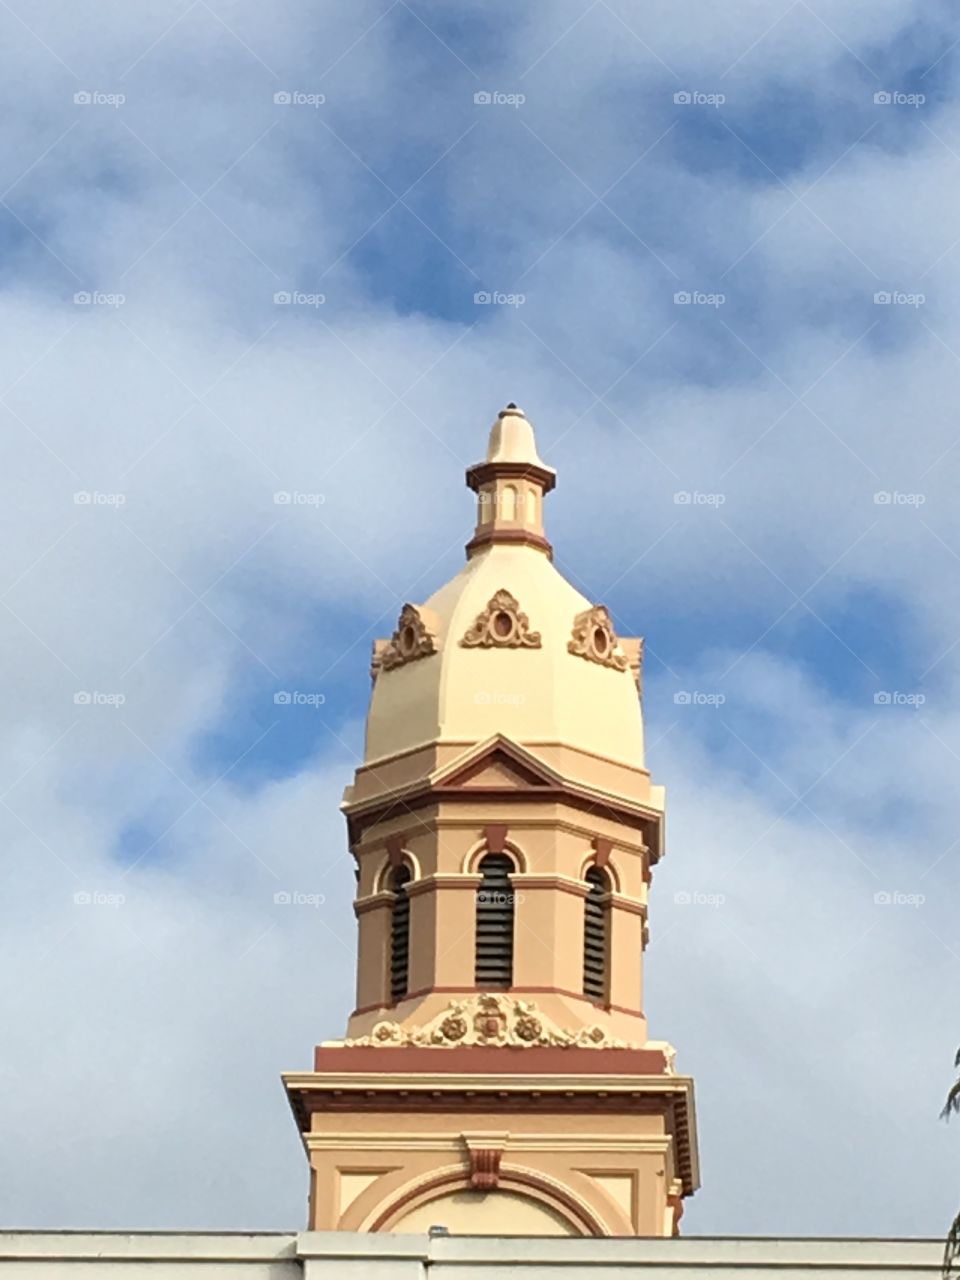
2 0 960 1238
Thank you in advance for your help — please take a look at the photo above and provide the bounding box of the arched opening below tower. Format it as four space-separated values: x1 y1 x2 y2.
387 1187 581 1236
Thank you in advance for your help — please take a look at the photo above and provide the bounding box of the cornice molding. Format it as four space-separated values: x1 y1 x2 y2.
465 529 553 558
353 890 395 917
404 873 482 899
509 873 591 898
465 459 557 494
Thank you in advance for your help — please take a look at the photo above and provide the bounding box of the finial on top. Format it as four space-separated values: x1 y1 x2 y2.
486 404 550 469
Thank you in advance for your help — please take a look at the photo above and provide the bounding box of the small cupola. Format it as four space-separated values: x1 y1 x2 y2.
465 404 557 558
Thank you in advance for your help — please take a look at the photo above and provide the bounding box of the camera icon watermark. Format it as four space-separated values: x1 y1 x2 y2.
673 490 726 506
473 90 525 108
674 889 725 906
273 490 325 506
73 889 126 906
873 290 924 307
477 889 526 906
74 691 126 707
873 90 925 107
474 690 526 705
673 90 725 107
874 890 924 906
873 491 925 506
873 691 925 707
674 291 725 308
273 90 325 107
274 690 326 707
674 690 726 707
273 290 325 307
273 889 326 906
73 491 126 506
74 90 125 108
473 290 525 307
74 291 125 307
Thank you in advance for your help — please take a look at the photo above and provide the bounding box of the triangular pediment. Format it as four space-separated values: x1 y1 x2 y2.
430 735 562 792
443 751 551 790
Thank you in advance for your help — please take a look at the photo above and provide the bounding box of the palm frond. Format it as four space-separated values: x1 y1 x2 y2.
942 1050 960 1280
942 1077 960 1120
944 1212 960 1280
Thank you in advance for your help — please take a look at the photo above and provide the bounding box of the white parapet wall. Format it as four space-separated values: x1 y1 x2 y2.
0 1233 945 1280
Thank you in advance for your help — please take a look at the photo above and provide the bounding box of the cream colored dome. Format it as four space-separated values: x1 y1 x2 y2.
364 543 645 768
363 406 646 774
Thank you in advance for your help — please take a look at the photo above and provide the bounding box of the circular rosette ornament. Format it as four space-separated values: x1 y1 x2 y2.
514 1013 543 1043
439 1014 468 1043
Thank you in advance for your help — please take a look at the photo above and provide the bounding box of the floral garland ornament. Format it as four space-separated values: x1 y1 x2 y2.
379 604 439 672
338 993 639 1050
460 589 541 649
568 604 628 671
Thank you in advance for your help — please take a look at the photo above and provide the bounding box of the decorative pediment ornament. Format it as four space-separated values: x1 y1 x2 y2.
568 604 628 671
460 589 541 649
628 635 644 697
379 604 439 672
340 993 638 1050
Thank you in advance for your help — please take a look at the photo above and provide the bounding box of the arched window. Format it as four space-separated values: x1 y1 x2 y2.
389 864 412 1002
583 867 609 1001
475 853 515 988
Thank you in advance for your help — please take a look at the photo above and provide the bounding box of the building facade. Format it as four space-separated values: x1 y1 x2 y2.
284 404 699 1236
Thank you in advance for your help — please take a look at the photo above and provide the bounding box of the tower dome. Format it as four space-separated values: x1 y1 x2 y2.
363 405 651 801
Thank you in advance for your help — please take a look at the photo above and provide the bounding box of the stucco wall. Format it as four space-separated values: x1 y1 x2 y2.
0 1233 943 1280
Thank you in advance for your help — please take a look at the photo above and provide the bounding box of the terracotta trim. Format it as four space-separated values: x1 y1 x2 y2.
464 838 527 875
465 460 557 494
385 835 405 867
350 785 658 848
593 836 612 868
305 1043 675 1075
353 983 644 1016
468 1146 502 1190
466 529 553 558
484 822 508 854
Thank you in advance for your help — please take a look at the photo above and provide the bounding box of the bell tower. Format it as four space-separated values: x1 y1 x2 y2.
284 405 699 1237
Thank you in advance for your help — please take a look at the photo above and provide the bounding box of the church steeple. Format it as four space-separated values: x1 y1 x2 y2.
466 404 556 558
284 403 699 1239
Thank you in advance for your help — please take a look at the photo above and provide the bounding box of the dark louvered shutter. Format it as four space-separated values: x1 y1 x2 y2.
583 867 608 1001
475 853 515 988
390 865 411 1002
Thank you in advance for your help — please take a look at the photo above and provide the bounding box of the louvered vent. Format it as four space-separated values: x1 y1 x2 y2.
475 853 515 989
389 864 411 1002
583 867 608 1001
